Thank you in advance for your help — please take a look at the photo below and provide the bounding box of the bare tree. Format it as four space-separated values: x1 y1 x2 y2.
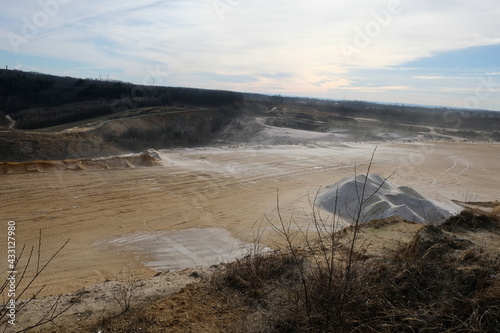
266 147 393 330
0 231 77 332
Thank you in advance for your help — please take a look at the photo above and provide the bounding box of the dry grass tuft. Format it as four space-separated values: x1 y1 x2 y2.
87 209 500 333
441 209 500 232
206 212 500 332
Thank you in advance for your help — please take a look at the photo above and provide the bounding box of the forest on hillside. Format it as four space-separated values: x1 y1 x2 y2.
1 69 500 131
0 70 244 129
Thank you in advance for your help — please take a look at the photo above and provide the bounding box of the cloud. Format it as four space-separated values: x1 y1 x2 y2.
413 76 445 80
199 72 256 84
342 85 410 93
1 0 499 109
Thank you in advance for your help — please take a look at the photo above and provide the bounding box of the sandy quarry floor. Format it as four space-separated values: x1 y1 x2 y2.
1 141 499 301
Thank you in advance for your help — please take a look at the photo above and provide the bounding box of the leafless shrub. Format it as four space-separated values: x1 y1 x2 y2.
0 230 74 333
211 148 500 333
262 148 391 332
108 268 138 313
214 148 393 332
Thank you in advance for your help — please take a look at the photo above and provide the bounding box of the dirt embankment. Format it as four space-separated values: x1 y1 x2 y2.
220 106 500 145
0 108 228 162
0 129 116 162
0 149 162 174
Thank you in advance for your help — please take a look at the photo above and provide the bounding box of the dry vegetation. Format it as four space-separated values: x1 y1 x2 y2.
83 166 500 333
81 208 500 333
3 154 499 333
0 233 74 333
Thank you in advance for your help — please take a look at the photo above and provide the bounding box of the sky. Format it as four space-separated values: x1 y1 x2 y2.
1 0 499 111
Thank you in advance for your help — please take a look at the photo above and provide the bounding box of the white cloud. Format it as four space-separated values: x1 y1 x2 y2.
1 0 499 109
413 76 445 80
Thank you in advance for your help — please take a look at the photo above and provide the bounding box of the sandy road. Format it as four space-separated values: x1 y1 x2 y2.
1 141 499 298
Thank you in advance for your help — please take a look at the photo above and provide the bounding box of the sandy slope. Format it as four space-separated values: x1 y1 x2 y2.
0 150 162 174
1 141 499 305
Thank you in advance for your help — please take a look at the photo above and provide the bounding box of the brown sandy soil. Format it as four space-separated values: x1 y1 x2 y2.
0 141 499 331
1 141 499 295
8 218 430 333
7 269 210 333
0 150 162 174
60 214 500 333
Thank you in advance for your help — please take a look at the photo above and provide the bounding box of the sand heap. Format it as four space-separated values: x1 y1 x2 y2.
319 174 458 224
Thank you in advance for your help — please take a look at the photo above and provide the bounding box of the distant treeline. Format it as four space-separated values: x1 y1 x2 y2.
273 97 500 132
1 69 499 131
0 70 243 129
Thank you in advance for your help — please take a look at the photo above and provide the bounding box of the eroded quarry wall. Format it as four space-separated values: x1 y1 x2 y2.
0 149 163 174
0 109 227 162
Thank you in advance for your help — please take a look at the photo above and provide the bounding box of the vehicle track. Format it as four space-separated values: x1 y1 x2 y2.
1 141 498 298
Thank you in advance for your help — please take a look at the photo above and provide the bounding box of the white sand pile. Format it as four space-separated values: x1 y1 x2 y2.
319 174 459 224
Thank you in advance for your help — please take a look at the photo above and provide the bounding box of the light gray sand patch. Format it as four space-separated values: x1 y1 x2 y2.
95 228 269 271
